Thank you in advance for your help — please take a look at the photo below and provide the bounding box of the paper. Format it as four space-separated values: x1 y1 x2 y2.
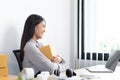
80 74 100 79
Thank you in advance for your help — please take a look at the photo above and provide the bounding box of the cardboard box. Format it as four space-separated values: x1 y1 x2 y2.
0 54 7 68
39 44 55 60
0 67 8 76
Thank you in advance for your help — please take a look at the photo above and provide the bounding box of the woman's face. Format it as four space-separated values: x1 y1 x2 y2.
34 21 45 39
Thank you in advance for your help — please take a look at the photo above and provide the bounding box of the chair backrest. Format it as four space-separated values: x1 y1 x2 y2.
13 49 23 71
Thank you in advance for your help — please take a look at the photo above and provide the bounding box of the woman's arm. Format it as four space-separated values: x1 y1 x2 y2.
24 42 59 74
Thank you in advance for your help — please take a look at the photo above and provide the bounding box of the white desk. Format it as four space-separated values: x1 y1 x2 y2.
7 66 120 80
8 75 18 80
74 66 120 80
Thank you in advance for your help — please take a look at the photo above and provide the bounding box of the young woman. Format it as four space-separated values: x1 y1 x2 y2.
20 14 65 76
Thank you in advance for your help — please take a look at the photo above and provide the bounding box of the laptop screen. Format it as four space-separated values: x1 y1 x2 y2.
105 50 120 71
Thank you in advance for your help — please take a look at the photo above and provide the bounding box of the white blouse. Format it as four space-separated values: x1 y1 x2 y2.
22 39 65 75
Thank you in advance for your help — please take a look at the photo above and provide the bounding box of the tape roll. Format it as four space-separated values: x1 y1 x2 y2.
20 68 34 80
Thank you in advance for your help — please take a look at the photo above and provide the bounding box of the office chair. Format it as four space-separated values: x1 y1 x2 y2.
13 49 23 71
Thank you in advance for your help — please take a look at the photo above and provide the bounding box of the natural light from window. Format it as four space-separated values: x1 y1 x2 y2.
85 0 120 53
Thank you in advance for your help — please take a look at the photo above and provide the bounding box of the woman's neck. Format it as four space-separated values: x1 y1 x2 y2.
32 36 38 41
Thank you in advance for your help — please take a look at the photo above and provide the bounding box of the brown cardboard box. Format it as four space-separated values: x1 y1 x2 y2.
0 67 8 76
39 44 55 60
0 54 7 68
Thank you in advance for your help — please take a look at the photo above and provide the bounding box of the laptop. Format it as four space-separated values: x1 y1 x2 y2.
85 50 120 73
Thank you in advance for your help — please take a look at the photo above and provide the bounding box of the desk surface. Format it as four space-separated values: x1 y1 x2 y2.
75 66 120 80
8 75 18 80
8 66 120 80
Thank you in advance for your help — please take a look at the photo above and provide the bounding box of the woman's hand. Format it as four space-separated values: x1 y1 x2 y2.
51 56 62 64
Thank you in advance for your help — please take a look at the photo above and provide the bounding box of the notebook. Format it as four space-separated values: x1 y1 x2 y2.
85 50 120 73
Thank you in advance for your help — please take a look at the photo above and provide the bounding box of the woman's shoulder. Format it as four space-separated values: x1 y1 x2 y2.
24 39 37 49
26 39 36 46
24 39 43 49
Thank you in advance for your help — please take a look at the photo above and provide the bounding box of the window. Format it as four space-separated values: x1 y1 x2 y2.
81 0 120 57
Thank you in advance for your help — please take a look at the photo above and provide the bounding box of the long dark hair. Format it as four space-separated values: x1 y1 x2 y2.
20 14 45 62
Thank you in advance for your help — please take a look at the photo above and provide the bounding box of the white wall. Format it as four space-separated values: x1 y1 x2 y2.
0 0 70 75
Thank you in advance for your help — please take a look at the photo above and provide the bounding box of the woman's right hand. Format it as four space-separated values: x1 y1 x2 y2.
51 56 62 64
